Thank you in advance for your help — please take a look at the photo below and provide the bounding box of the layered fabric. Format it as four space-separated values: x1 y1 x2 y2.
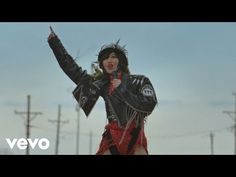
96 121 147 155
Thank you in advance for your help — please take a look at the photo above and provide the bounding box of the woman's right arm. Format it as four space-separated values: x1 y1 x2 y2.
48 31 89 84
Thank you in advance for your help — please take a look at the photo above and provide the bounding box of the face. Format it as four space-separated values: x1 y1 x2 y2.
102 52 119 74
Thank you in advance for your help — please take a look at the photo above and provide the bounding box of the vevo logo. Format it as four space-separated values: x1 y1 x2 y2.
6 138 50 150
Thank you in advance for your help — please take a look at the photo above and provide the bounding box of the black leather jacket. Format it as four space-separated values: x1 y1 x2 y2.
48 36 157 127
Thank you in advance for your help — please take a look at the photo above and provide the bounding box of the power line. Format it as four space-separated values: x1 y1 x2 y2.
32 124 99 137
48 104 69 155
210 132 214 155
149 126 231 139
75 104 80 155
89 131 93 155
223 92 236 155
14 95 42 155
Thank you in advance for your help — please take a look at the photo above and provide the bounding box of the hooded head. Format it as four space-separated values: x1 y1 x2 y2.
97 40 130 74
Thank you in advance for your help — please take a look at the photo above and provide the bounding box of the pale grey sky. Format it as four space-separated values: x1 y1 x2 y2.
0 22 236 154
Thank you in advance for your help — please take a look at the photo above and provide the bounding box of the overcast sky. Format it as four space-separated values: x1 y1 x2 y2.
0 22 236 155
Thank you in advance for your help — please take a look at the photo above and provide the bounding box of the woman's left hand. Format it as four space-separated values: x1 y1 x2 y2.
111 79 121 88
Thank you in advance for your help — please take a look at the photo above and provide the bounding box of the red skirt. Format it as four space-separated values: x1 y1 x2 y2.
96 121 148 155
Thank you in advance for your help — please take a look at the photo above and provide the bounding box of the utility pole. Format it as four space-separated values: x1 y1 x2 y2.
223 92 236 155
75 104 80 155
89 131 93 155
14 95 42 155
55 104 61 155
49 105 69 155
210 132 214 155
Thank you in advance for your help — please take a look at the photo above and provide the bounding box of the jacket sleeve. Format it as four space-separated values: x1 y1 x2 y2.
48 36 89 84
111 76 157 114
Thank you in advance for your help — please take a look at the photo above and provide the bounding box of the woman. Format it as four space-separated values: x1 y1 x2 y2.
48 27 157 155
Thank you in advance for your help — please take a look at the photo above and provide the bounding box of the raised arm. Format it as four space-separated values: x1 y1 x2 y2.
48 27 90 84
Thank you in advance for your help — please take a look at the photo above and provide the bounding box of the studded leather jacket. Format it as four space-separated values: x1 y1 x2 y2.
48 36 157 127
